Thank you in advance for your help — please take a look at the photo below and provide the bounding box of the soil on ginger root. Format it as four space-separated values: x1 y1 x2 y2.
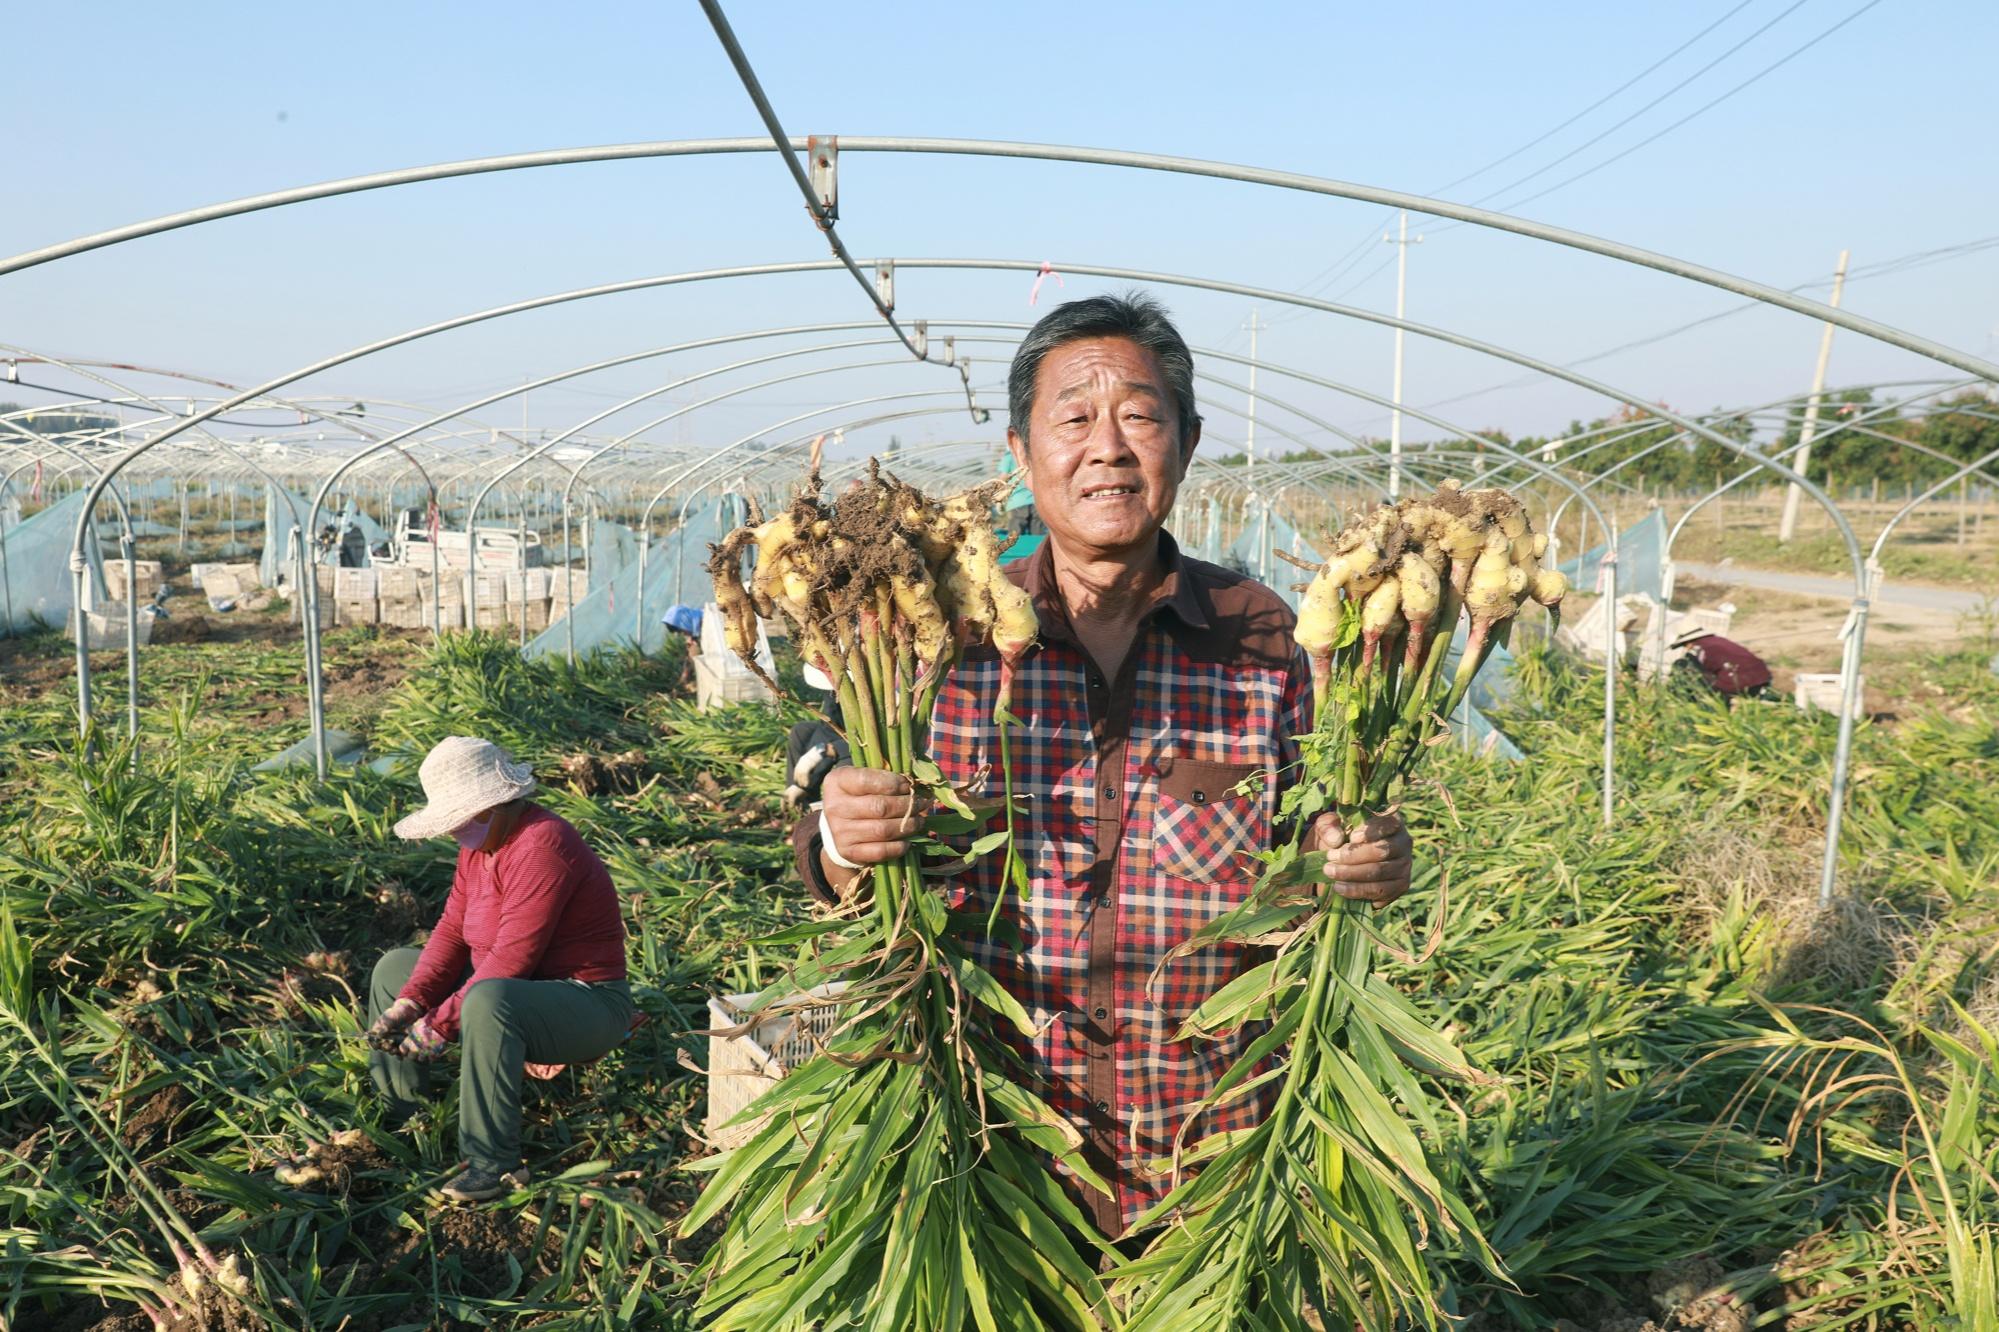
44 1285 266 1332
276 1131 399 1199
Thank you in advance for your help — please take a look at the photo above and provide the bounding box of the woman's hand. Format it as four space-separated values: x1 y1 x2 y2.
394 1014 450 1063
365 997 423 1051
817 766 931 889
1307 809 1413 907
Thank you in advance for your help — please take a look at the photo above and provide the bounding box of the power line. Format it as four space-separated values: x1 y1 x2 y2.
1450 0 1814 216
1297 0 1884 311
1275 0 1768 311
1410 228 1999 413
1431 0 1761 197
1467 0 1886 222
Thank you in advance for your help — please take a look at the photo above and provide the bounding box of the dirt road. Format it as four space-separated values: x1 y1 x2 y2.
1676 561 1996 613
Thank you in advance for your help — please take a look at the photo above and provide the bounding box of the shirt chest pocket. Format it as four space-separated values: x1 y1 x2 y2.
1151 759 1269 886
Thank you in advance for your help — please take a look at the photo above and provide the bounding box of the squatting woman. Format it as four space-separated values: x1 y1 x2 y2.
364 736 631 1202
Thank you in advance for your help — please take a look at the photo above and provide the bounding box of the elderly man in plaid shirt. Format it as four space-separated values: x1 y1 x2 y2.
794 292 1413 1237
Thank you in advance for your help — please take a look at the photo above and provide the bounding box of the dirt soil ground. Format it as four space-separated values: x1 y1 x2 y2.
1671 575 1975 669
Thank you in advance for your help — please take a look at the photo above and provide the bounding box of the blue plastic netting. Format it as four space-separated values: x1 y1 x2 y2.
1558 508 1668 603
1222 508 1320 612
526 499 733 660
1 490 108 635
262 486 386 586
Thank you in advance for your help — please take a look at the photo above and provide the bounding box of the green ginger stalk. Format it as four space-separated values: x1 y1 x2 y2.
686 465 1116 1331
1113 481 1564 1331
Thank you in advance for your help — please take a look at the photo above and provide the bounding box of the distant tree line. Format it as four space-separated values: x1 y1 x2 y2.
1218 389 1999 495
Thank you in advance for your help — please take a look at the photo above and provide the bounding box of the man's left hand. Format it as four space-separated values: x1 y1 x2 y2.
1306 809 1413 906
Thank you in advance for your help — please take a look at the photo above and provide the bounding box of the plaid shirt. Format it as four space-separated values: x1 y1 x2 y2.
795 530 1310 1234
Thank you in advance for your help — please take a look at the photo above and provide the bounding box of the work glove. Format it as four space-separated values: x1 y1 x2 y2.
785 743 842 808
364 997 423 1052
394 1014 450 1063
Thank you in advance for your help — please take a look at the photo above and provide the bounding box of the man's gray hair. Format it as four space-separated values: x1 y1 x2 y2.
1007 291 1201 452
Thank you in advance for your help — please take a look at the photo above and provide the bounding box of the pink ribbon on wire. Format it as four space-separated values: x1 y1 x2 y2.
30 459 42 503
1029 261 1064 306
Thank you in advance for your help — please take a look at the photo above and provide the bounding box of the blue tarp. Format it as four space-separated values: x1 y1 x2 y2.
588 518 641 585
95 519 178 539
262 486 386 586
1223 508 1319 612
1442 629 1526 762
526 499 733 661
1558 508 1667 604
1 490 107 635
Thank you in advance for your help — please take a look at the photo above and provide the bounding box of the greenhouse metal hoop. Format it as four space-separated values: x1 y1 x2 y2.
9 350 328 666
14 139 1993 902
465 354 934 635
1868 442 1999 592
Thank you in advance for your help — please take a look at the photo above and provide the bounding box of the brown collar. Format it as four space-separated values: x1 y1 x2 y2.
1011 529 1210 648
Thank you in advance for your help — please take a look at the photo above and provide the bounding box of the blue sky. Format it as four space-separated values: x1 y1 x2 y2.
7 1 1996 456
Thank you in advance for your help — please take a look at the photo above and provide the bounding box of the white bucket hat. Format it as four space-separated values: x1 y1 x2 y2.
393 736 538 841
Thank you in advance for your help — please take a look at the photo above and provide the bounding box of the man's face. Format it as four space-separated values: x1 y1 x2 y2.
1007 336 1198 562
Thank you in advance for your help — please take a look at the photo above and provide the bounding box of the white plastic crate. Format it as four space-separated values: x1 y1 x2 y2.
693 652 775 710
103 560 163 603
706 986 847 1149
202 570 244 603
376 565 422 599
505 597 551 632
380 596 428 630
335 597 378 626
75 602 153 651
505 568 552 601
1795 672 1864 719
423 598 465 631
333 566 378 600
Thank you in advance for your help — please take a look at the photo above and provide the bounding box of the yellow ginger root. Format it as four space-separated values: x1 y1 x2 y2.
214 1254 253 1300
1397 552 1440 624
706 530 759 659
1361 576 1403 638
989 574 1037 664
1465 532 1518 624
1295 567 1342 661
893 559 950 666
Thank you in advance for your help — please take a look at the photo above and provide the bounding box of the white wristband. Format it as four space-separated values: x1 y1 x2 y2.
818 808 865 872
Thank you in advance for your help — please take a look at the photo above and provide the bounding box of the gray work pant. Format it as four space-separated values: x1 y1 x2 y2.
368 947 635 1173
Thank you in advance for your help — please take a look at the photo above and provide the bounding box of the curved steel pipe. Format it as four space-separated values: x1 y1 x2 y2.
9 136 1995 383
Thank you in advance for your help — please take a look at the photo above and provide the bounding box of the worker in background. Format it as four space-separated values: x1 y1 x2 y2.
660 603 703 687
1671 629 1775 702
359 737 632 1203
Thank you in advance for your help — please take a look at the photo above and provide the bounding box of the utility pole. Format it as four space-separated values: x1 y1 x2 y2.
1243 310 1262 484
1778 249 1849 544
1385 211 1422 499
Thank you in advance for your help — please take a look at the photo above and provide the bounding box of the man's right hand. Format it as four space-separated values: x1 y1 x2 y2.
818 766 931 888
